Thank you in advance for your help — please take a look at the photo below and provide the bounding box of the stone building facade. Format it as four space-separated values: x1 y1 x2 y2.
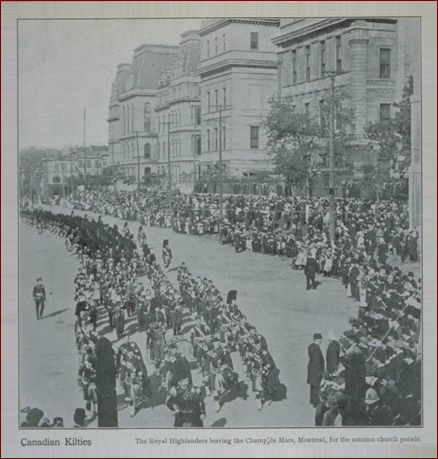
272 18 420 171
154 30 202 189
108 44 180 182
197 18 280 177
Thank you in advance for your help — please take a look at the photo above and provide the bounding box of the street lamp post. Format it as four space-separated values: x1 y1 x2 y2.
328 72 336 242
218 104 223 243
83 108 87 188
160 119 175 215
134 131 140 190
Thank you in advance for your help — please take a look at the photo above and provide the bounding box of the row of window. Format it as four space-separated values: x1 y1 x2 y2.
157 105 201 131
204 125 259 151
207 87 227 112
291 99 391 124
53 159 106 172
288 39 391 84
122 102 152 135
120 136 202 164
205 32 259 58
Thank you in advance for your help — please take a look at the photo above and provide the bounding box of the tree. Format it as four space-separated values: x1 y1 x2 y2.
264 100 322 196
364 76 412 199
264 84 353 197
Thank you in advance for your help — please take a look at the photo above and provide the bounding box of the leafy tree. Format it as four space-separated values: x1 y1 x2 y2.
264 84 353 196
364 76 412 199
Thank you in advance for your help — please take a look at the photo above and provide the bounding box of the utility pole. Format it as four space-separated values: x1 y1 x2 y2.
111 142 116 191
160 119 174 214
218 104 223 243
167 120 172 213
134 130 140 190
328 72 336 242
69 147 73 195
83 108 87 188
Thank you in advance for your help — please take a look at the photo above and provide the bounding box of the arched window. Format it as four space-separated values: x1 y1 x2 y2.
144 102 151 132
144 143 151 160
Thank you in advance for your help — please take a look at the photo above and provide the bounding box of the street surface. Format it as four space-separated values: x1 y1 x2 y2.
20 207 359 427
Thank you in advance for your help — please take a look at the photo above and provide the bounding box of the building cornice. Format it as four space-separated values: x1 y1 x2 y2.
199 18 280 36
198 59 278 78
155 96 200 111
272 18 352 46
118 89 158 101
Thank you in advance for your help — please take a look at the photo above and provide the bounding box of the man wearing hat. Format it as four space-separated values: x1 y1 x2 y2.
307 333 325 407
326 330 341 374
364 387 392 425
32 277 46 320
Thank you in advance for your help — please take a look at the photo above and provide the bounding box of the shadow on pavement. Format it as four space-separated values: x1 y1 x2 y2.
42 308 69 319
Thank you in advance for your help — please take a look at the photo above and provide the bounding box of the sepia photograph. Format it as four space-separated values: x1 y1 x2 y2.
16 14 424 431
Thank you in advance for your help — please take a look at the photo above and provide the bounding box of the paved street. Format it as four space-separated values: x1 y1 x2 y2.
20 208 359 427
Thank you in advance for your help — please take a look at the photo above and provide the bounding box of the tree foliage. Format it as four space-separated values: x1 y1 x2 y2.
364 76 412 198
263 84 353 195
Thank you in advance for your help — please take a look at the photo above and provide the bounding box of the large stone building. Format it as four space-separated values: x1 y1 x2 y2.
197 18 280 178
41 146 109 197
272 18 420 171
108 33 202 189
154 30 202 189
108 44 180 182
107 17 420 193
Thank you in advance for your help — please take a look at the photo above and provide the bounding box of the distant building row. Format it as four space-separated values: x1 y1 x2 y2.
107 17 420 187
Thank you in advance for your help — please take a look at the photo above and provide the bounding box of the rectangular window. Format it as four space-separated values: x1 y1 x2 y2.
214 127 218 150
207 129 210 151
215 89 218 110
250 32 259 50
223 87 226 108
223 33 226 52
292 50 297 84
305 45 311 81
380 48 391 78
336 36 342 73
250 126 259 149
195 106 201 125
207 92 211 112
207 40 210 58
222 126 226 150
320 41 326 77
215 37 218 55
305 102 310 115
319 99 325 124
87 160 91 168
379 103 391 121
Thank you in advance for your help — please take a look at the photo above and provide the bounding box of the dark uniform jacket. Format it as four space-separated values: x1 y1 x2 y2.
307 343 325 386
326 340 341 374
166 386 205 426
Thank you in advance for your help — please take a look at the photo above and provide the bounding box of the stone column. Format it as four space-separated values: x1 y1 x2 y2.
349 23 369 137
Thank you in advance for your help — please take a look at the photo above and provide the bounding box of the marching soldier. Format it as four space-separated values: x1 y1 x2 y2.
162 239 172 268
32 277 46 320
166 377 206 427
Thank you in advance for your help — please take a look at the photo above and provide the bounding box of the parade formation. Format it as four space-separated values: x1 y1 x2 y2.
19 185 421 428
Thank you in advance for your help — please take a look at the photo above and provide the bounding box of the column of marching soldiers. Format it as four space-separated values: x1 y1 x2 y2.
21 208 283 427
58 188 422 427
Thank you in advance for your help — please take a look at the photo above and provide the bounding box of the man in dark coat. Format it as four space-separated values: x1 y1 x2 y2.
32 277 46 320
326 330 341 374
167 345 192 389
307 333 325 407
166 377 205 427
304 248 318 290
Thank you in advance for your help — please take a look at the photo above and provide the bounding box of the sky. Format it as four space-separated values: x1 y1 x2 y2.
18 18 201 150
